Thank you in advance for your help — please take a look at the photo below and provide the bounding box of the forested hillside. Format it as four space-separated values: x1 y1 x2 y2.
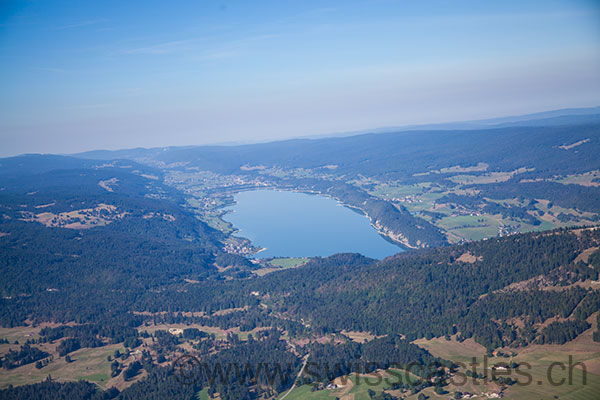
1 148 599 399
0 155 223 326
76 123 600 180
74 121 600 248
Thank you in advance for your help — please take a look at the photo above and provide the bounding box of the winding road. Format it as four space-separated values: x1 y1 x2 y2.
279 354 310 400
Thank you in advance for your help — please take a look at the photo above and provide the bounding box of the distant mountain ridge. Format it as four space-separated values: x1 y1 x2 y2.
71 106 600 159
5 108 600 250
305 106 600 138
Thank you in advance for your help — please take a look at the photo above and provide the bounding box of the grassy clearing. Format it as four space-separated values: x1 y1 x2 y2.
276 384 335 399
447 168 532 185
438 163 489 173
414 329 600 400
347 373 393 399
448 172 515 185
0 325 43 353
276 370 422 400
19 204 125 229
341 330 379 343
436 214 499 241
185 197 237 235
402 192 447 213
553 170 600 187
252 257 309 276
366 177 599 245
139 324 229 340
413 336 487 365
201 213 236 235
0 343 124 390
535 200 598 225
0 322 272 390
251 267 282 277
196 388 211 400
138 323 270 341
436 211 579 243
437 214 491 230
369 184 426 199
267 257 309 268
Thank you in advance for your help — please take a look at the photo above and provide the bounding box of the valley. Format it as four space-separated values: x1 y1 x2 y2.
1 118 600 400
2 1 600 398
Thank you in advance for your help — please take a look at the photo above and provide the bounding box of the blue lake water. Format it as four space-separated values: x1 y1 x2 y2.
223 189 404 259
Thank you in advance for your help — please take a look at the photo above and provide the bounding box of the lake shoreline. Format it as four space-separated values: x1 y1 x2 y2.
220 189 405 259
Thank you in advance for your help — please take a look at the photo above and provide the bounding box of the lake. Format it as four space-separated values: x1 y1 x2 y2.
223 189 404 259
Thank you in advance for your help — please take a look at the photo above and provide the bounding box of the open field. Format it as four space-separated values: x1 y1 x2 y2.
276 384 335 399
138 323 270 341
0 342 125 390
276 369 432 400
253 257 310 276
0 325 45 351
0 322 272 391
438 163 489 174
413 336 487 365
18 203 127 229
553 170 600 187
201 213 236 235
340 330 380 343
0 325 148 391
267 257 309 268
415 326 600 400
280 327 600 400
358 176 600 246
436 214 500 241
447 169 531 185
276 371 396 400
368 183 428 199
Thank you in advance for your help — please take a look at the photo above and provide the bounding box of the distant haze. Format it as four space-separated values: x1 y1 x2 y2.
1 0 600 157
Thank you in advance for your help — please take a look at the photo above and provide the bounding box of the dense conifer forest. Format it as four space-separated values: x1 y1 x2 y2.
1 123 600 399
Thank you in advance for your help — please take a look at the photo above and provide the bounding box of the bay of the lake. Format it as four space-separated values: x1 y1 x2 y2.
223 189 404 259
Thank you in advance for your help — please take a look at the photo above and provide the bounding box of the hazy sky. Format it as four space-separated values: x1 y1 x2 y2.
1 0 599 157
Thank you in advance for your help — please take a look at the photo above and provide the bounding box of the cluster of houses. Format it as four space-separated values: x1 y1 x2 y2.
484 392 504 399
222 240 257 256
394 195 419 204
455 391 503 399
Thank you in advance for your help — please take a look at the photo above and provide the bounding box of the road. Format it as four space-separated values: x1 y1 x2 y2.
279 353 310 400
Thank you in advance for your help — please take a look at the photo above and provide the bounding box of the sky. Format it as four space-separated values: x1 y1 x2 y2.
1 0 599 157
